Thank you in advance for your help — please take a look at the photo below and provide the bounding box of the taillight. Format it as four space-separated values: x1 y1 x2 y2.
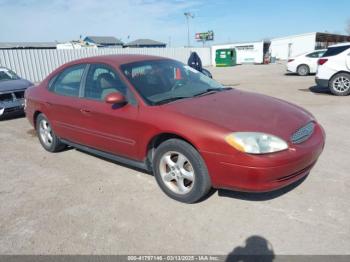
318 58 328 65
288 59 294 63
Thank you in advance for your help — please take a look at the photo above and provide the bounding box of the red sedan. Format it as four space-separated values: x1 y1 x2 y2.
25 55 325 203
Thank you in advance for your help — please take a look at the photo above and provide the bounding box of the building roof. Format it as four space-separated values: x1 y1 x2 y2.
271 32 350 42
212 40 265 47
0 42 57 49
126 39 166 47
84 36 123 45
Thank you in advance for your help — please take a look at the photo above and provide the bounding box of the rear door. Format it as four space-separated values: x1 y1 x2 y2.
77 63 141 160
346 51 350 70
46 64 87 144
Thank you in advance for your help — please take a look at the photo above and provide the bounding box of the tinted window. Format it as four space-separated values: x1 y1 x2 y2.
322 46 350 57
306 51 325 58
84 64 128 101
121 59 224 105
51 65 85 97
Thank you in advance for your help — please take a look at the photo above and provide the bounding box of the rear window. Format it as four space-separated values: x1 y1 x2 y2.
322 45 350 57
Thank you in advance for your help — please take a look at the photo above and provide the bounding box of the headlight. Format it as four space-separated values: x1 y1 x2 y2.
225 132 288 154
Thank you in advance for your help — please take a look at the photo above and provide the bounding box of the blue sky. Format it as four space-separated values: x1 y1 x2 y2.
0 0 349 46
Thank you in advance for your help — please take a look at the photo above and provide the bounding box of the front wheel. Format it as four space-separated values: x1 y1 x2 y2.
36 114 66 152
153 139 211 203
329 73 350 96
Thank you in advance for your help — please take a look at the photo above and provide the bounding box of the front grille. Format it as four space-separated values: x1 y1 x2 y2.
14 91 25 99
291 122 315 144
0 93 14 102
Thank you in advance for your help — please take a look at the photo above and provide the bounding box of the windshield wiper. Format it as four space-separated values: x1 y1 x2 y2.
153 96 190 105
193 87 232 97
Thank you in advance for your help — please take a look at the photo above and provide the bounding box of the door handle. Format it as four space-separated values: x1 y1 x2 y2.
80 109 91 114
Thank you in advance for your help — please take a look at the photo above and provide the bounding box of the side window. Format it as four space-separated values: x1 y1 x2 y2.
322 46 350 57
51 65 85 97
317 51 325 57
306 52 320 58
84 64 135 103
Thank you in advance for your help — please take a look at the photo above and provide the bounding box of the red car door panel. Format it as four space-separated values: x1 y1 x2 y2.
76 99 140 159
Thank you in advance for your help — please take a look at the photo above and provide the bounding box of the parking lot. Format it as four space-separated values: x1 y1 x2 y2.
0 62 349 255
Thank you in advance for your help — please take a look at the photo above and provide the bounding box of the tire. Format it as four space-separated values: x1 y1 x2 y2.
329 73 350 96
36 113 66 152
297 65 310 76
153 139 211 203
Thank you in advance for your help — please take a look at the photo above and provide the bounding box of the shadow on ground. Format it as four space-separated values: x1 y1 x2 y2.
226 235 275 262
284 73 316 76
217 175 308 201
299 85 332 95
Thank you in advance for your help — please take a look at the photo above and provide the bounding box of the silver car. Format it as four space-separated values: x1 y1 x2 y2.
0 67 33 119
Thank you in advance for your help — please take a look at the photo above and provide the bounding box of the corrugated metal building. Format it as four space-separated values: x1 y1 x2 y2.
84 36 124 48
0 42 57 49
0 47 211 82
125 39 166 48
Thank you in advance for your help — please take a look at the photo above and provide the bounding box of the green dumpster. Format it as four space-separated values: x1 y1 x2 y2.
215 48 237 67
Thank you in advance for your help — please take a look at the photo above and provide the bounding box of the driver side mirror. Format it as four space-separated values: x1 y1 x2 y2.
105 92 126 105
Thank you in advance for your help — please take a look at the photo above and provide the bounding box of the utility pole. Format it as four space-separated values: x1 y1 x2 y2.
184 12 194 47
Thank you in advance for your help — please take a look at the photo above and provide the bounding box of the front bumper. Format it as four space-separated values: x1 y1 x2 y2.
201 123 325 192
0 99 25 118
286 64 297 73
315 78 329 88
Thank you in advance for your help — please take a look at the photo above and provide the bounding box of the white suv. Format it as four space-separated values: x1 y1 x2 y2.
316 43 350 96
287 49 326 76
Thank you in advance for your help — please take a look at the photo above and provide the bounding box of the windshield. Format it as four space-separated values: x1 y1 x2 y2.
0 68 20 82
121 59 226 105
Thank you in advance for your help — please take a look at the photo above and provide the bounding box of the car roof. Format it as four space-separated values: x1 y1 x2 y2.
65 54 169 67
328 42 350 48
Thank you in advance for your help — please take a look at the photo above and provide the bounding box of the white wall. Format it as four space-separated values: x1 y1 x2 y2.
211 41 265 66
270 33 316 60
0 47 211 82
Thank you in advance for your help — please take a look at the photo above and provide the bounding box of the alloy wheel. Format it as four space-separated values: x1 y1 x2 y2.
333 76 350 93
159 151 195 194
39 119 53 147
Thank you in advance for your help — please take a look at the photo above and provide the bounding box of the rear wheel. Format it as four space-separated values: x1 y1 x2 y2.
329 73 350 96
36 114 66 152
153 139 211 203
297 65 310 76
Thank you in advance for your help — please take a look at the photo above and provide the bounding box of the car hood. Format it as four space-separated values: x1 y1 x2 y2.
0 79 33 93
162 89 313 141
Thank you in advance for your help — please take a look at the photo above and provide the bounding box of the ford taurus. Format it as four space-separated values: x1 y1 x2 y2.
25 55 325 203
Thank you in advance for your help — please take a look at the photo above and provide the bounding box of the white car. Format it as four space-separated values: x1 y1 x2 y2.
287 49 326 76
316 43 350 96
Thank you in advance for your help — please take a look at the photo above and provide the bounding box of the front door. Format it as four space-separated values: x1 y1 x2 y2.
77 63 141 160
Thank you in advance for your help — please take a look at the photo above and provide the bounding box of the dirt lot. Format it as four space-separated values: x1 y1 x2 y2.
0 63 349 255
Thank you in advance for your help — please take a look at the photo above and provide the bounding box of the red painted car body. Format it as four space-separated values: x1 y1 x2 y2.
25 55 325 192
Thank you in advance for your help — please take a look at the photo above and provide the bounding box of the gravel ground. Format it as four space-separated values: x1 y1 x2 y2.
0 63 349 256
